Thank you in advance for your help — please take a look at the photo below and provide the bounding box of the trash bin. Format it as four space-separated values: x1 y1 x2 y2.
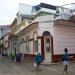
16 53 22 62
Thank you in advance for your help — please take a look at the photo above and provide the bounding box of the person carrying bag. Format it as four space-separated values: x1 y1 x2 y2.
34 52 42 71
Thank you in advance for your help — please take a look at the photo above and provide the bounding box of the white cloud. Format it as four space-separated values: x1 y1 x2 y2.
0 0 75 25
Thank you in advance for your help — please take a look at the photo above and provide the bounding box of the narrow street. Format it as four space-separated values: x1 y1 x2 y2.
0 55 75 75
0 56 35 75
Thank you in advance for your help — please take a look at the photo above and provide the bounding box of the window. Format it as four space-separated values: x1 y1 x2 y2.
26 36 30 52
33 32 38 52
21 38 24 42
34 40 38 52
15 43 16 45
46 38 50 53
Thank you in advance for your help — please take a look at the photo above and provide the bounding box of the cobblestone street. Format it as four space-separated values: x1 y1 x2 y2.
0 56 75 75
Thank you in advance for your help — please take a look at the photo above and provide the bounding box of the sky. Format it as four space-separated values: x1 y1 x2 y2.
0 0 75 25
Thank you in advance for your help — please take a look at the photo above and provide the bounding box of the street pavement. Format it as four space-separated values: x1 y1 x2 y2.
0 56 35 75
0 55 75 75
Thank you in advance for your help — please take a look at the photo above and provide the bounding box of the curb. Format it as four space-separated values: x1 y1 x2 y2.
22 59 75 65
23 59 34 63
41 63 59 66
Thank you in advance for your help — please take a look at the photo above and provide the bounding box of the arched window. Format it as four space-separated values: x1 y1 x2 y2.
33 32 38 52
42 31 51 36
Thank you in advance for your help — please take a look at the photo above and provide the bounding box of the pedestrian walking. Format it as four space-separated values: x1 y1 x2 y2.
34 52 42 71
63 48 69 73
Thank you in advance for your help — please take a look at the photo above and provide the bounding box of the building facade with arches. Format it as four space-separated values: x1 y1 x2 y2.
16 14 75 63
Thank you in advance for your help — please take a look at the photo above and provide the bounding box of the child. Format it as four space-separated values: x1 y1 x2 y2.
63 48 69 73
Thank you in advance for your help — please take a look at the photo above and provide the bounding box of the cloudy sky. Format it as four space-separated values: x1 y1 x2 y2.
0 0 75 25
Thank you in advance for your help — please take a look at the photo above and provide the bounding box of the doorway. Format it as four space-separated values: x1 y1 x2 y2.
43 31 51 62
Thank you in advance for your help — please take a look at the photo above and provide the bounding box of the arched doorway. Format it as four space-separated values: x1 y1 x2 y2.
42 31 51 62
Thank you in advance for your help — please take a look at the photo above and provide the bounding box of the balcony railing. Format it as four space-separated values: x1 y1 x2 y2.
55 6 75 20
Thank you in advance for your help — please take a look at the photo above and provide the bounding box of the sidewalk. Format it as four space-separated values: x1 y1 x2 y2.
22 60 75 75
3 56 75 75
8 56 75 65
